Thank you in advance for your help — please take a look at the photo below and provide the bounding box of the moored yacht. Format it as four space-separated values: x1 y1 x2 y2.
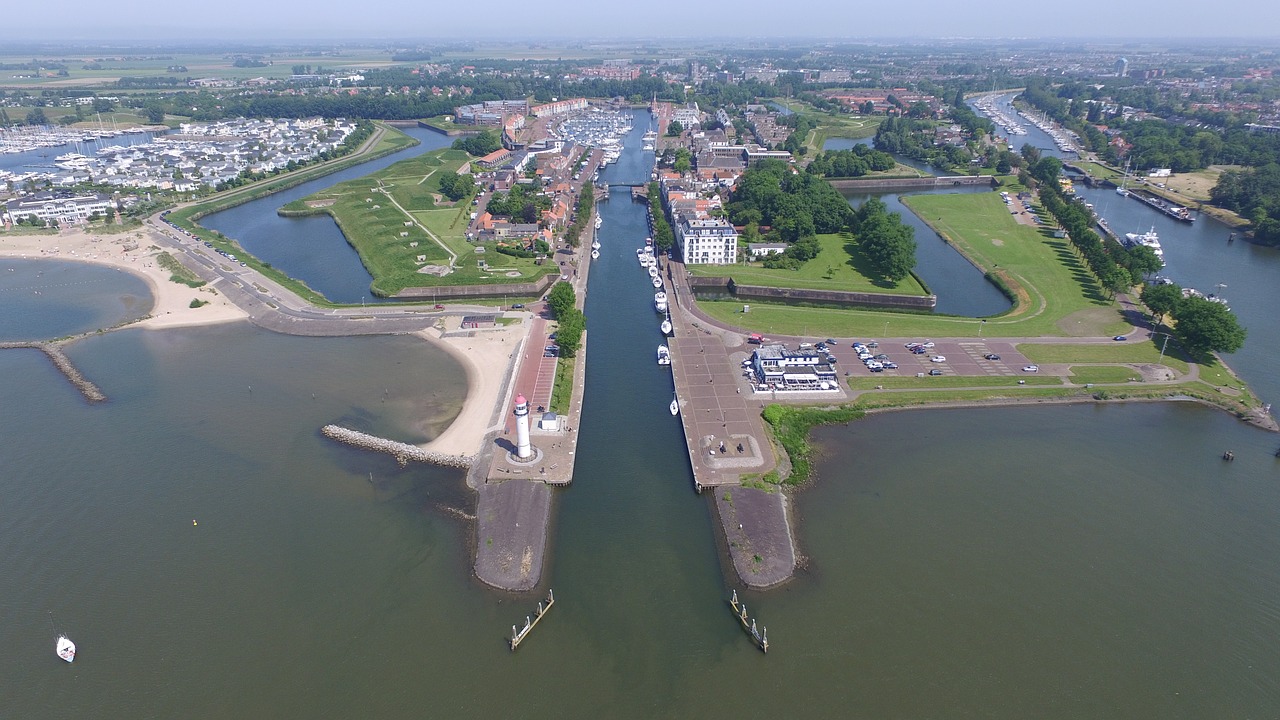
657 344 671 366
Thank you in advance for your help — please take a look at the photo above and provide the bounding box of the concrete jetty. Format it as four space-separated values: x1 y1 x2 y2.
659 264 798 589
0 341 106 403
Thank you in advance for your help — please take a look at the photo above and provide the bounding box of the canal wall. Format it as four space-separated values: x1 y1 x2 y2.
826 175 996 191
392 273 556 301
321 424 473 468
0 341 106 403
688 276 937 311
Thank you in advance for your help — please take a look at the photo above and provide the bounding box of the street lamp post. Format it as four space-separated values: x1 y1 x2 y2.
979 319 986 337
1154 331 1172 365
883 321 890 339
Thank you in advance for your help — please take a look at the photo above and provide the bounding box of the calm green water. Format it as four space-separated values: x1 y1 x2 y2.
7 113 1280 718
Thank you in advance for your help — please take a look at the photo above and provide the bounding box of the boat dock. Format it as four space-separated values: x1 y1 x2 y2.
1128 189 1195 222
728 589 768 653
509 588 555 651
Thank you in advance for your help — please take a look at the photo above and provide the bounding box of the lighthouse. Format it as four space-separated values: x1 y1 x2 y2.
513 394 532 459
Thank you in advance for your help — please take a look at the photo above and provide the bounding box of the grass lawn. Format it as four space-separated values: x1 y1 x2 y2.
1069 365 1142 384
697 191 1129 339
689 233 927 296
847 375 1062 390
550 356 575 416
1163 168 1231 202
852 386 1086 409
1018 341 1190 373
282 147 556 296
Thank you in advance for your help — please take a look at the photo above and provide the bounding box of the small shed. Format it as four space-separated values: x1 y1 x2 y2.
539 412 559 431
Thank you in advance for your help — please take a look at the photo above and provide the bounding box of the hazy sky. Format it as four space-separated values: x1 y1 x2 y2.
11 0 1280 41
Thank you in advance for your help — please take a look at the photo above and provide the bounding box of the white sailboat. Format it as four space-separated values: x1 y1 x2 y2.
669 394 679 416
56 635 75 663
660 316 672 335
591 249 600 259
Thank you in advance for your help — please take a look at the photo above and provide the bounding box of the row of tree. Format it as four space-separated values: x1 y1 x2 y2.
546 282 584 358
646 182 675 253
452 130 501 157
1025 157 1145 295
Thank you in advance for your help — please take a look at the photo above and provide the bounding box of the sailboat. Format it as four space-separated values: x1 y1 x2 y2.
670 394 679 416
56 635 76 663
660 316 672 335
1116 158 1132 197
591 249 600 259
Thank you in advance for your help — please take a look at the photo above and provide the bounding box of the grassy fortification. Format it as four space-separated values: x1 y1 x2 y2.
280 148 558 297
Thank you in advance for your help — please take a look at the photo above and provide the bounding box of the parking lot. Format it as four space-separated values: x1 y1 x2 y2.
803 338 1037 380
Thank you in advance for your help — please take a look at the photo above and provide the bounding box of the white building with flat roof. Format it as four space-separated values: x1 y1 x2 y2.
3 192 113 226
676 215 738 265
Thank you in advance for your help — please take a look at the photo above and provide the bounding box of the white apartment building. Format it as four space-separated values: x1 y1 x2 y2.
4 192 114 226
676 215 738 265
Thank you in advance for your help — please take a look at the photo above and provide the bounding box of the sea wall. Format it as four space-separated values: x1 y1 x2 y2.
393 274 556 301
688 276 937 311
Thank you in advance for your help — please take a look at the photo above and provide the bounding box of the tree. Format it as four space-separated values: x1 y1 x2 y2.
1173 296 1246 357
666 119 684 137
25 107 47 126
452 131 501 157
546 281 576 320
555 308 585 357
438 172 474 202
145 104 166 124
1141 282 1183 324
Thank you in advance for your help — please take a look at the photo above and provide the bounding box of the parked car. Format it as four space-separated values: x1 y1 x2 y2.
434 304 445 309
929 369 944 376
1022 365 1040 372
931 355 946 363
883 362 898 369
512 303 525 309
874 354 889 360
825 339 838 346
984 353 1001 360
922 341 935 349
1113 335 1127 341
867 342 879 349
911 347 927 354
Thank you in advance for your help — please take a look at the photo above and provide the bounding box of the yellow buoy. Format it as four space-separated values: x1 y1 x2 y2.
193 520 198 526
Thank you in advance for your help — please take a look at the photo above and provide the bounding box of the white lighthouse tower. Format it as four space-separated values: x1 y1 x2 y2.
513 394 532 459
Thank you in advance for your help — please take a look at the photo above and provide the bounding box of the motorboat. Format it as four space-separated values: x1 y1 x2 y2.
657 344 671 366
648 265 659 278
591 240 601 250
56 635 75 663
652 277 663 288
591 249 600 259
654 291 668 313
594 216 602 229
670 394 679 415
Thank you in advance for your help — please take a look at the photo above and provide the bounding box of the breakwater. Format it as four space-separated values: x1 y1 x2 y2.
0 341 106 402
321 424 473 468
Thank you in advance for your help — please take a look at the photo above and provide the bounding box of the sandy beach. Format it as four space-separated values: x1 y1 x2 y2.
3 223 529 458
416 314 528 458
0 225 247 329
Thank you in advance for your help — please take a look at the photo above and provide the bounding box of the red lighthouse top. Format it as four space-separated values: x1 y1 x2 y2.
515 394 527 405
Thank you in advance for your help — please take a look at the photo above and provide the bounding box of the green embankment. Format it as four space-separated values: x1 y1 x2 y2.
280 147 558 297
